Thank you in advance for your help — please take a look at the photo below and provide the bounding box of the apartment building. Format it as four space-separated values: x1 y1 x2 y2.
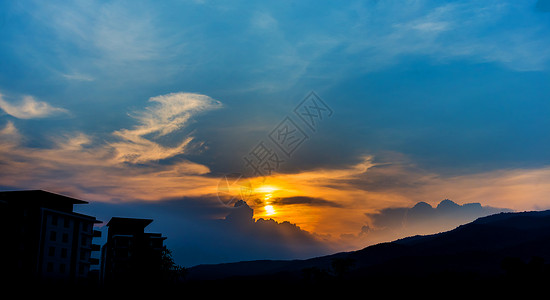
100 217 166 285
0 190 101 283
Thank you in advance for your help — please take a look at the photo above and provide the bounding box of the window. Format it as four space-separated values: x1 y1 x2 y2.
61 248 68 258
81 237 88 247
46 262 53 272
49 231 56 242
59 263 66 274
48 246 55 257
62 233 68 243
64 217 70 228
51 215 58 226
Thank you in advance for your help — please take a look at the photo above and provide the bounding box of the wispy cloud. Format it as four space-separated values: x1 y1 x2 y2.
343 1 550 72
0 94 69 119
0 121 19 138
19 0 185 84
0 92 221 201
111 92 222 164
61 73 94 82
9 0 547 99
196 0 550 93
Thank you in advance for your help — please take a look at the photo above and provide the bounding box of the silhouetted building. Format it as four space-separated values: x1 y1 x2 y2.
100 217 166 285
0 190 101 284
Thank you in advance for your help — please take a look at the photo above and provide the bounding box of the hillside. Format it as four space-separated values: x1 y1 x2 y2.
186 210 550 284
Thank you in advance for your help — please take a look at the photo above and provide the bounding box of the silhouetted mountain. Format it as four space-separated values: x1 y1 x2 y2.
186 210 550 287
363 199 510 244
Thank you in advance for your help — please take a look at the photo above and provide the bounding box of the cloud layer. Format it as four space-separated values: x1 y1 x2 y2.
0 94 69 119
5 0 549 98
338 1 550 72
0 92 221 201
80 198 331 267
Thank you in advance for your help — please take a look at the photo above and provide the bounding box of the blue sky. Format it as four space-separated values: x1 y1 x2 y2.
1 0 550 266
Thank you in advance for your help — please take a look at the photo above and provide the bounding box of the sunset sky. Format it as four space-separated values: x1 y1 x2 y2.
2 0 550 266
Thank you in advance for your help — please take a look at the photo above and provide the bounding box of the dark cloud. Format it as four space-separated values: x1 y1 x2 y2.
77 197 330 267
368 199 510 229
362 199 511 244
271 196 343 208
354 164 429 192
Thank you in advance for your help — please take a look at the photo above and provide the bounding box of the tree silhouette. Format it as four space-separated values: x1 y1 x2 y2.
159 247 187 284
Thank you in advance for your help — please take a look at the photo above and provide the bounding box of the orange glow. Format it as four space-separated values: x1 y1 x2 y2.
4 122 550 253
232 157 550 250
264 205 275 216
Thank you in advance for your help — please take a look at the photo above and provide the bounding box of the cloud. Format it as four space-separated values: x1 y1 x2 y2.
230 151 550 252
335 198 511 248
15 1 186 86
0 94 69 119
1 99 549 256
0 121 20 140
363 199 510 243
251 11 278 31
8 0 547 101
225 0 550 93
271 196 343 208
1 109 548 258
189 199 330 265
42 1 164 62
61 73 94 82
329 1 550 72
0 92 221 202
81 198 331 266
111 92 222 164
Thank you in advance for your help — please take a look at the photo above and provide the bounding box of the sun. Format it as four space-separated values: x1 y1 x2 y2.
255 185 279 216
264 205 275 216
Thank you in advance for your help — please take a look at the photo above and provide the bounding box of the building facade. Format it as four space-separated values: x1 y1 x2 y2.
100 217 166 285
0 190 101 284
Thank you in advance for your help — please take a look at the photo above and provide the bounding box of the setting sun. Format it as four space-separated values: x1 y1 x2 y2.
252 184 281 218
264 204 276 216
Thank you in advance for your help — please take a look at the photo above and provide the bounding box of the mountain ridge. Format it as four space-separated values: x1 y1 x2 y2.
186 209 550 282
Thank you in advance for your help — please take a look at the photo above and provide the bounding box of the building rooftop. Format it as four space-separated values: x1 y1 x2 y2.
0 190 87 212
0 190 87 204
106 217 153 229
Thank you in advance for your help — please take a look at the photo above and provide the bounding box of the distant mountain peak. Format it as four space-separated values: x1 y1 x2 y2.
188 209 550 283
437 199 460 210
412 201 433 210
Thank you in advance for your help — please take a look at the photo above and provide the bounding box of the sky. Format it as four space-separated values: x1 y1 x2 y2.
1 0 550 267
